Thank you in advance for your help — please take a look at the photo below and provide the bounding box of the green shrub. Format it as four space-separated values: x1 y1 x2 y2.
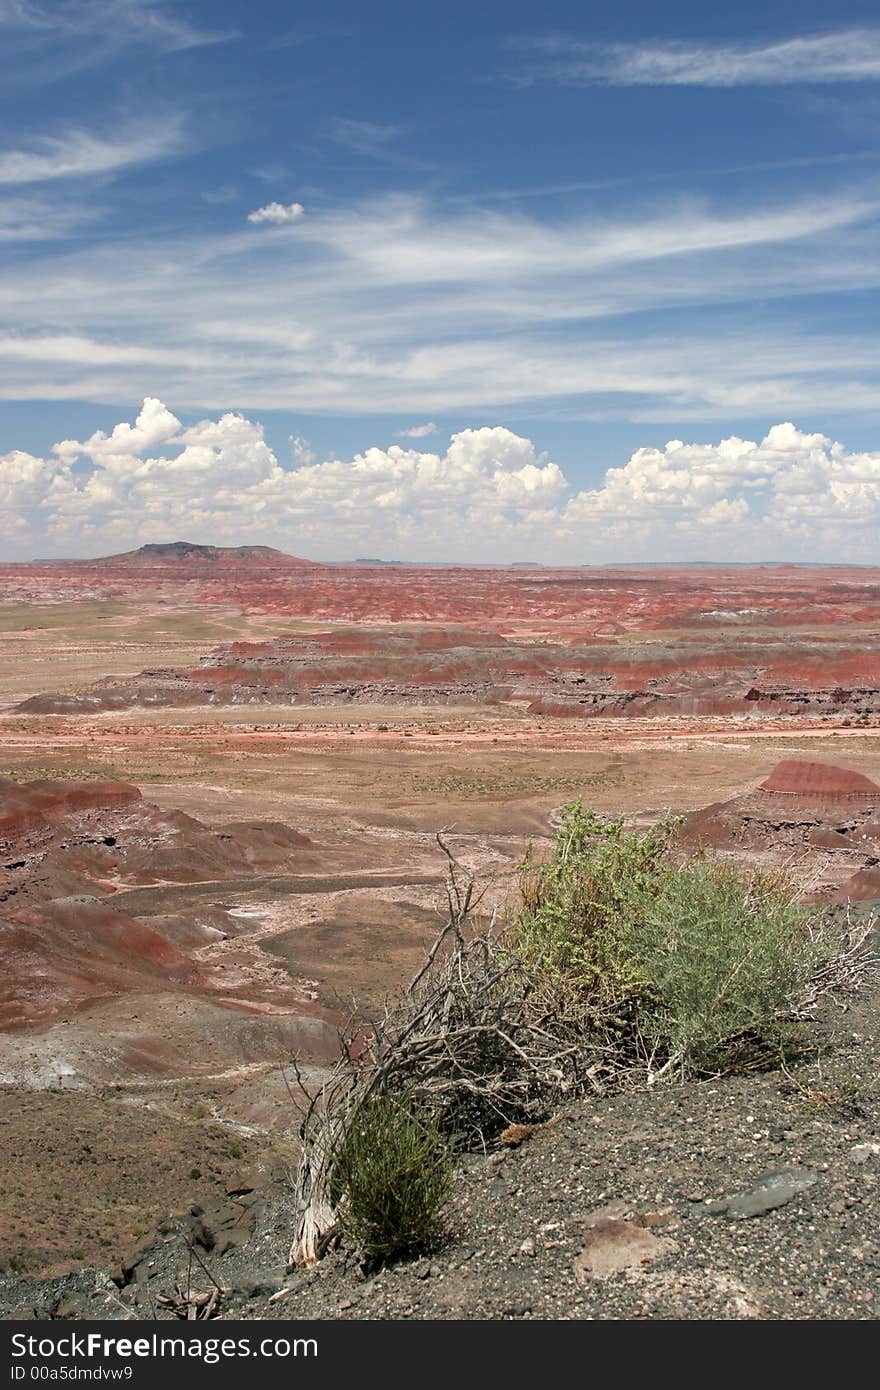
515 803 679 997
512 801 835 1073
620 856 831 1071
330 1094 452 1266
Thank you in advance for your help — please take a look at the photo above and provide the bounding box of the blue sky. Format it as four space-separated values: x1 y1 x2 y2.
2 0 880 561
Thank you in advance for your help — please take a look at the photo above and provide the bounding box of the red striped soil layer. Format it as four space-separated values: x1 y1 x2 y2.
6 560 880 726
760 760 880 799
6 560 880 721
0 776 333 1030
3 559 880 631
13 615 880 723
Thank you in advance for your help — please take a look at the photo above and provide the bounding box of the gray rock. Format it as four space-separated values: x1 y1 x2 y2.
705 1168 819 1219
116 1236 156 1287
225 1170 261 1196
7 1304 38 1321
234 1274 282 1299
850 1143 880 1165
52 1293 86 1319
187 1197 257 1256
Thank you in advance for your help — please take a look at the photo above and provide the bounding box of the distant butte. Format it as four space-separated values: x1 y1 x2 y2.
680 759 880 893
759 759 880 802
82 541 317 567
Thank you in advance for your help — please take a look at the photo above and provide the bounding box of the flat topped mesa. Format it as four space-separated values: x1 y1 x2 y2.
759 760 880 800
83 541 317 566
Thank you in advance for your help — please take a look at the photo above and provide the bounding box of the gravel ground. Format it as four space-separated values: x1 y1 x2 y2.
3 966 879 1323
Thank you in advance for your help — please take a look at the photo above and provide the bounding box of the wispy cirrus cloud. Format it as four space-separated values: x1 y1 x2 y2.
0 116 187 185
201 184 238 206
515 28 880 88
0 1 236 89
0 193 100 241
327 118 405 157
0 0 236 53
324 118 431 173
3 188 880 417
297 191 878 285
274 23 353 51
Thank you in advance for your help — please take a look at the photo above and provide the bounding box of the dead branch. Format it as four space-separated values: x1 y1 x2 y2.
289 909 621 1267
157 1278 224 1320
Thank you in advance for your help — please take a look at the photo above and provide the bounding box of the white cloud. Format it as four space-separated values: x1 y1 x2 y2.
300 192 872 287
396 422 437 438
326 118 405 157
566 432 774 522
564 422 880 558
3 188 880 417
201 184 237 205
53 397 181 462
0 193 98 241
0 117 186 185
0 333 197 367
290 435 315 465
520 29 880 87
247 202 305 225
0 447 58 509
1 400 566 559
0 1 235 55
2 400 879 563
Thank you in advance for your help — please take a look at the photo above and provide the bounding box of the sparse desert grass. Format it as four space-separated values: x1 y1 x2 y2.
330 1094 452 1266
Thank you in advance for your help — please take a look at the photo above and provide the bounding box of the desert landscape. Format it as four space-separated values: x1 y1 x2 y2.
1 544 879 1299
7 1 880 1332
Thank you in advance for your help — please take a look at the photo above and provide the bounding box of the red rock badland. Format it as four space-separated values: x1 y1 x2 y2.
4 554 880 629
5 557 880 721
16 620 880 723
682 759 880 902
0 776 321 1029
760 760 880 802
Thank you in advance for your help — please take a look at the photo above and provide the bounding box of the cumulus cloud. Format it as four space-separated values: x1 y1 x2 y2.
52 397 181 462
247 201 305 225
566 432 775 522
2 401 879 562
0 447 58 510
397 422 437 438
564 422 880 558
0 400 566 560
